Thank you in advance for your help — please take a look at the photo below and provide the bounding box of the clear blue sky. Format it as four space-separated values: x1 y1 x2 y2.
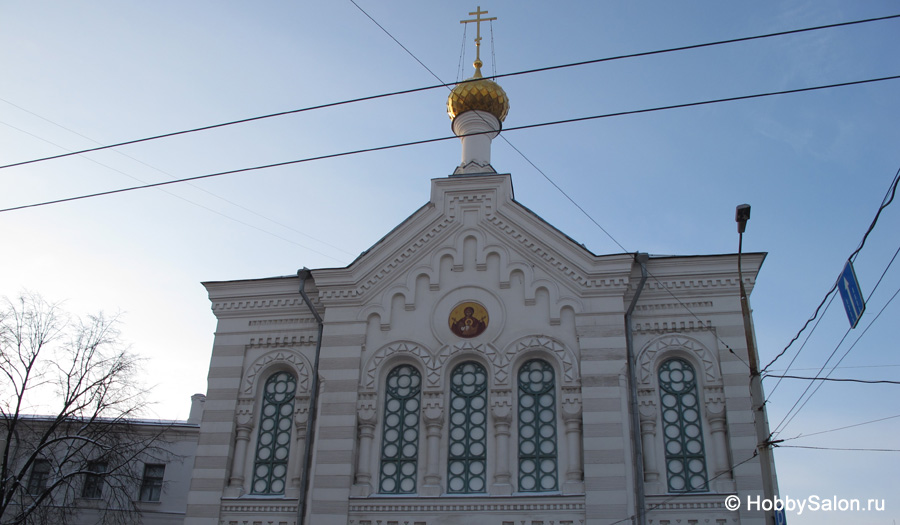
2 2 898 523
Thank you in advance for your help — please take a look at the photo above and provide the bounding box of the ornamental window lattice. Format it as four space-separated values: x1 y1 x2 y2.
251 371 296 495
658 358 709 492
447 361 488 493
379 365 421 494
517 359 558 492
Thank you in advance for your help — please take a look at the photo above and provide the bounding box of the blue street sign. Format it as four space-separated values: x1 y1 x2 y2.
837 260 866 329
775 508 787 525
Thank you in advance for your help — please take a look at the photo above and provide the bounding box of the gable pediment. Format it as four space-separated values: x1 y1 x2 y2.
313 174 633 308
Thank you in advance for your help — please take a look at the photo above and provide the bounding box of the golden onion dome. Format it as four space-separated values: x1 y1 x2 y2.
447 60 509 123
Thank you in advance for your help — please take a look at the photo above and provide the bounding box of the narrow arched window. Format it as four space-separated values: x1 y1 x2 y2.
251 371 296 494
379 365 421 494
658 358 708 492
517 359 557 492
448 361 487 493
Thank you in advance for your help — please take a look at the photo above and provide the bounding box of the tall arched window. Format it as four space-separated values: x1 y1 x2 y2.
379 364 421 494
251 371 296 494
517 359 557 492
658 358 708 492
448 361 487 493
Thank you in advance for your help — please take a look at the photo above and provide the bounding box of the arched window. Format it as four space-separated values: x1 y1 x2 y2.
251 371 296 495
379 364 421 494
658 358 708 492
517 359 557 492
448 361 487 493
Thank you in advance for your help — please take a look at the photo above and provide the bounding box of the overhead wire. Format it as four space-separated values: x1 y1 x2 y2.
0 119 347 263
0 99 355 261
779 413 900 442
772 282 900 436
764 165 900 372
1 12 898 171
4 74 898 214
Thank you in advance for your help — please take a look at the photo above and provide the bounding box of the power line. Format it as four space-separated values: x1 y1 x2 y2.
4 73 899 215
777 445 900 452
766 237 900 423
2 13 898 171
780 413 900 442
764 374 900 385
772 282 900 436
0 103 353 262
764 165 900 372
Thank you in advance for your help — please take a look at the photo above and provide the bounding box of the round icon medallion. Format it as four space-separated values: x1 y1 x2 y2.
448 302 489 338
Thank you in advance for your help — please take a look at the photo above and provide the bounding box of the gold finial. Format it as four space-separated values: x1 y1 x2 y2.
460 6 496 74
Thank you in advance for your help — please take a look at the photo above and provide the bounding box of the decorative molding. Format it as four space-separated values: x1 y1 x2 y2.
503 336 579 386
636 335 721 387
211 297 311 313
248 318 316 327
485 214 627 293
646 277 749 291
247 335 317 348
318 217 456 302
433 342 501 388
220 502 298 514
242 350 311 396
632 320 714 334
362 342 434 391
349 499 585 513
635 301 713 312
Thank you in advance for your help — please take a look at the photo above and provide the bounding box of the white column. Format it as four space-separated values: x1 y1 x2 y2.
421 394 443 496
225 405 254 498
490 394 513 495
288 404 309 496
562 393 584 494
351 401 377 497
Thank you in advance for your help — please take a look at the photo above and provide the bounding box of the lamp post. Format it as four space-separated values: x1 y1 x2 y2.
735 204 778 524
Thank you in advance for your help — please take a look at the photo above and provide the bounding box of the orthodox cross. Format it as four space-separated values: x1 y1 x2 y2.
460 6 497 64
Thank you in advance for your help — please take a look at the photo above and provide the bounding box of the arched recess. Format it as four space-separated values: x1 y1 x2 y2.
634 334 733 494
226 349 313 498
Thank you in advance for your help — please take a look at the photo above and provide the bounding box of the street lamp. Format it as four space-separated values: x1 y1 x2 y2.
734 204 778 524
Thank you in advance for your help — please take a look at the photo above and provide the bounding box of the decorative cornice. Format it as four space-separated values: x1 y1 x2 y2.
632 321 714 334
318 216 455 303
220 502 298 513
349 497 585 514
485 214 628 293
248 318 316 327
635 301 713 312
247 335 317 348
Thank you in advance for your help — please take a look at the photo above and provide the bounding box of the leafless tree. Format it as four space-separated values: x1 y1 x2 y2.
0 293 166 525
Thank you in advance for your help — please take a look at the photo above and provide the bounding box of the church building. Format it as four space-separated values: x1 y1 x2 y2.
182 10 776 525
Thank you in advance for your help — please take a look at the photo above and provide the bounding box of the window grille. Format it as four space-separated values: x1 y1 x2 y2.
379 364 421 494
517 359 557 492
658 358 709 492
251 371 296 494
448 361 487 493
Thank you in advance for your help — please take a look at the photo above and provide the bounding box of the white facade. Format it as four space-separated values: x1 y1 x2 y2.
183 171 774 525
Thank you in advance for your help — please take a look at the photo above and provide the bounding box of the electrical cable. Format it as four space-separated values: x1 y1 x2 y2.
4 74 897 214
773 282 900 436
0 100 355 260
779 413 900 442
764 166 900 371
2 12 898 171
764 375 900 385
777 445 900 452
